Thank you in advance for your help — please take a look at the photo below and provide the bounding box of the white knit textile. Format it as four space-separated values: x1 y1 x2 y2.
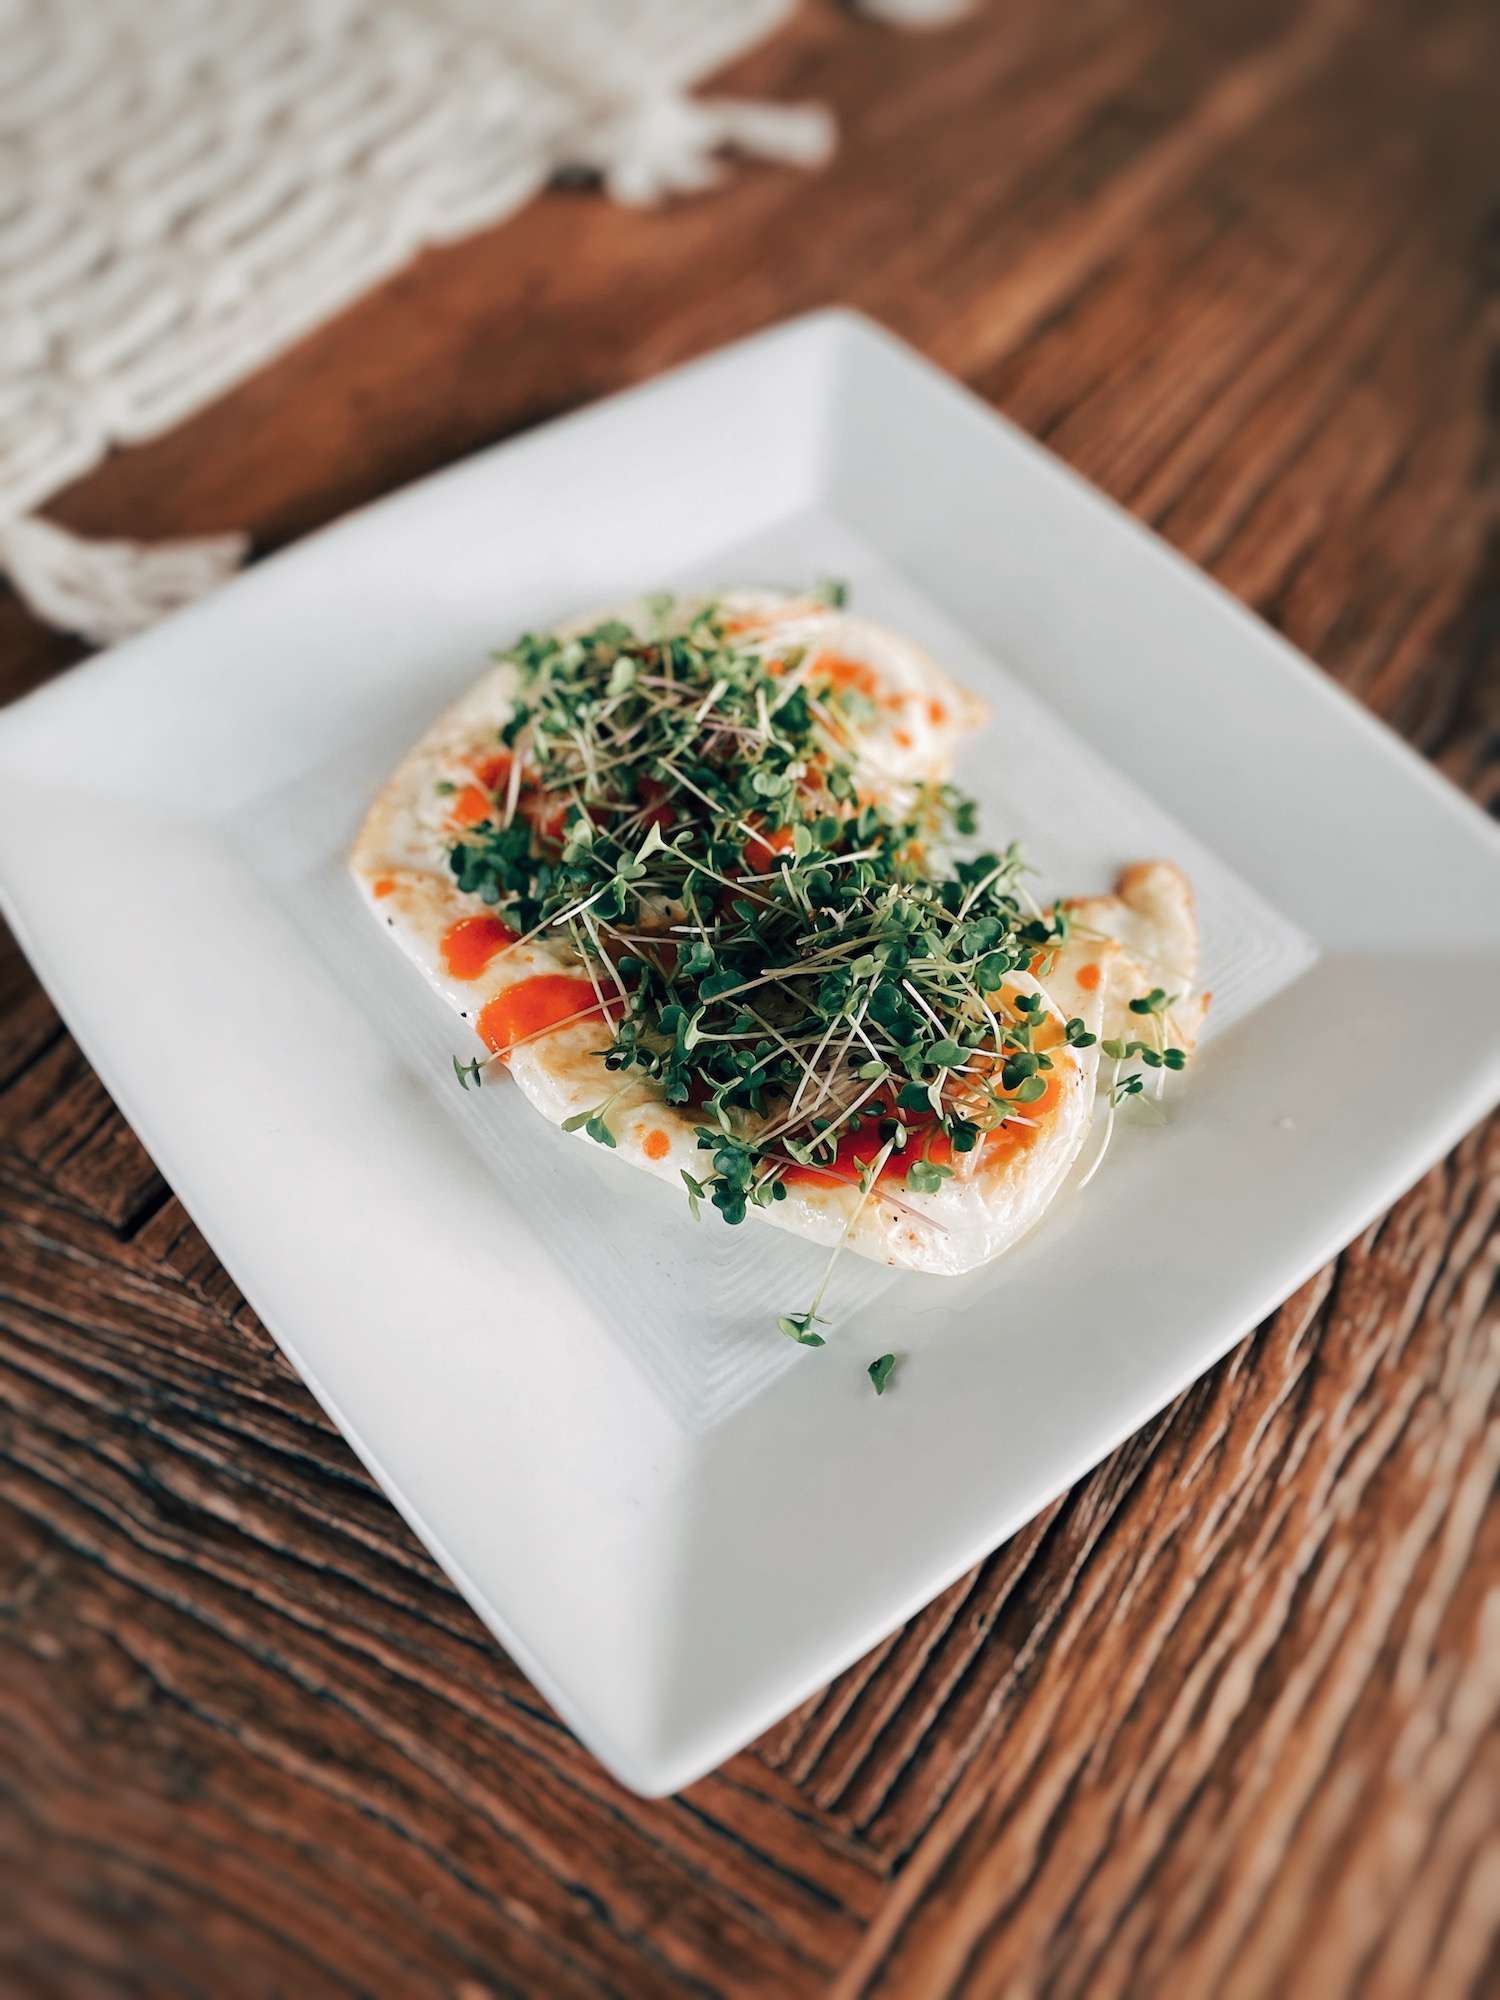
0 514 251 646
1 0 947 640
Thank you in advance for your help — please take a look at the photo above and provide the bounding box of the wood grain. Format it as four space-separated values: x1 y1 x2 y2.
3 1 1497 1993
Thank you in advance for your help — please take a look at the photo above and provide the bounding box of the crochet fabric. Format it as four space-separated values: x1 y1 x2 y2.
1 0 958 639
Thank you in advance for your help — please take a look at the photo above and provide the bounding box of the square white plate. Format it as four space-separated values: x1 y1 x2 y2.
2 311 1497 1796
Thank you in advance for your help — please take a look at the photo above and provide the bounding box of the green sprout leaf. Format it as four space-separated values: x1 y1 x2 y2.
778 1312 827 1347
435 580 1193 1357
926 1038 971 1069
1128 987 1172 1016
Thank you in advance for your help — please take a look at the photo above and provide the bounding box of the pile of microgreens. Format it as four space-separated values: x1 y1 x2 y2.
447 587 1183 1373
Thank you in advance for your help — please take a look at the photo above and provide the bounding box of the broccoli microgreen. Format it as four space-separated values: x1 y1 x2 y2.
442 589 1190 1371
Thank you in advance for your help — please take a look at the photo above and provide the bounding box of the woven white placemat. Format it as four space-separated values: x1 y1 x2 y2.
0 0 964 641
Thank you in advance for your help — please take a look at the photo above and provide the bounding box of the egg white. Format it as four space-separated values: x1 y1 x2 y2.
352 594 1204 1276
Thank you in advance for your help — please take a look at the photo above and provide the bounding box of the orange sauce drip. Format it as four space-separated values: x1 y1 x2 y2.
372 877 396 899
471 751 512 790
815 654 881 700
526 795 570 842
476 976 608 1055
1076 962 1101 992
642 1128 670 1161
980 1067 1067 1164
892 726 914 750
441 914 519 980
780 1032 1072 1184
450 752 571 843
449 784 494 828
780 1108 910 1191
928 698 948 727
742 819 796 872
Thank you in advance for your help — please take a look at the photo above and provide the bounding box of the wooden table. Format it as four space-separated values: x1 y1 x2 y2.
3 4 1497 1993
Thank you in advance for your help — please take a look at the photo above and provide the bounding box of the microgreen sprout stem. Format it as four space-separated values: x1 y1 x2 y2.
443 591 1162 1347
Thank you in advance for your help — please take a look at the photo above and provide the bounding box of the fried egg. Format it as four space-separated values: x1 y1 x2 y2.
353 594 1205 1277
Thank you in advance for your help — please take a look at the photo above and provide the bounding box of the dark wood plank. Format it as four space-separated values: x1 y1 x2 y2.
848 1128 1500 1995
3 0 1497 1993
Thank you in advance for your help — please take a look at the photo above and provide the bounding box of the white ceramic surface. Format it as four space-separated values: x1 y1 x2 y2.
2 311 1496 1795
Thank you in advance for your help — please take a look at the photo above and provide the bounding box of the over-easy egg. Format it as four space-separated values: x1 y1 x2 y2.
352 593 1206 1276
